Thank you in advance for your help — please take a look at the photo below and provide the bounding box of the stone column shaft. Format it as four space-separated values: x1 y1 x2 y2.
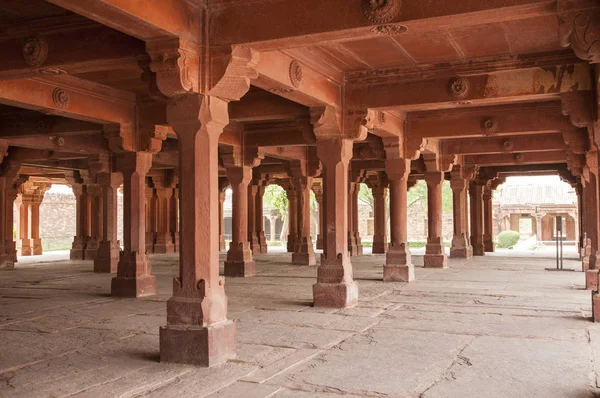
247 183 260 255
256 185 268 254
225 166 255 277
470 183 485 256
424 172 448 268
17 196 32 256
111 152 156 298
218 190 226 251
84 185 102 260
371 186 388 254
483 186 495 252
314 139 358 307
170 187 180 252
314 189 324 250
94 173 122 273
584 175 599 289
385 158 414 282
154 187 175 254
292 176 316 265
286 187 298 252
70 184 88 260
450 175 473 259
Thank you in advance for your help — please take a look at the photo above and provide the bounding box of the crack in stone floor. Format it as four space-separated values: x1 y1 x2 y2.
0 252 598 397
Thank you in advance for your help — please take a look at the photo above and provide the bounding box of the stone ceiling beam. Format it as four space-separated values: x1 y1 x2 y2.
45 0 203 42
408 102 577 139
0 25 144 80
229 92 309 122
346 63 592 111
465 150 567 166
7 147 89 163
0 115 101 137
0 76 135 126
252 51 342 108
441 133 569 156
5 133 109 155
210 0 555 50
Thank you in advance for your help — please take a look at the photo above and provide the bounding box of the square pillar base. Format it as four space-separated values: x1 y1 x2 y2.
424 253 448 268
153 243 175 254
111 275 157 298
160 320 236 367
472 244 485 256
372 241 389 254
0 254 15 269
313 281 358 308
450 246 474 259
224 260 255 277
586 270 599 290
32 239 43 256
593 292 600 322
383 264 414 282
292 251 316 266
484 240 495 253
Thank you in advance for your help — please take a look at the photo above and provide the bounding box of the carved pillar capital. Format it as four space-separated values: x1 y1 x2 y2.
558 0 600 64
147 37 200 97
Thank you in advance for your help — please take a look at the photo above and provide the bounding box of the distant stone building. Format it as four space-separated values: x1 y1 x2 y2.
493 182 578 243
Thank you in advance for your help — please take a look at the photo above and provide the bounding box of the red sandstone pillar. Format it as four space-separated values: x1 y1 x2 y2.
385 159 414 281
469 182 485 256
225 166 255 277
352 183 363 256
450 170 473 259
371 185 389 254
170 185 180 252
313 182 324 250
314 139 358 307
292 176 316 265
160 95 235 367
218 188 226 252
256 184 268 254
286 184 298 253
94 172 122 273
111 152 156 298
0 163 20 268
154 186 175 254
584 173 599 290
145 185 157 255
347 182 357 256
483 185 495 253
424 171 448 268
70 184 88 260
247 182 260 255
84 184 102 260
30 194 43 255
17 194 32 256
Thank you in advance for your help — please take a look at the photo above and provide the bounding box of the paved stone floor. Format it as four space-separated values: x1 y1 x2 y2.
0 252 597 397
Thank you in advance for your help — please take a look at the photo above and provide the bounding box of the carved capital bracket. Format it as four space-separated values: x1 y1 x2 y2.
209 46 259 101
102 124 135 153
562 128 588 154
310 106 342 139
147 37 200 97
560 91 595 128
220 145 265 169
558 0 600 64
404 135 427 160
87 153 110 183
167 94 229 142
567 150 587 176
423 153 456 173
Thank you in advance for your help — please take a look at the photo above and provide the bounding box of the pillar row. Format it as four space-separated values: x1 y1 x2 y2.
94 172 122 273
292 176 316 266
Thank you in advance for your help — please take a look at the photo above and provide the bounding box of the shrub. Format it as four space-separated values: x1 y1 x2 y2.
497 230 520 249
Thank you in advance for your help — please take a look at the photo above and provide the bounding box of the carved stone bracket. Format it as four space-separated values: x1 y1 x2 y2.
220 145 265 168
404 136 427 160
147 37 200 97
209 46 259 101
102 124 134 153
558 0 600 63
561 91 594 128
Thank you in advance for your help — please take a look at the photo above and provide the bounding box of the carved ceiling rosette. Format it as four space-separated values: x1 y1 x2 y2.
481 117 499 136
558 0 600 64
289 60 303 88
362 0 402 24
447 77 470 99
22 35 48 68
51 88 69 109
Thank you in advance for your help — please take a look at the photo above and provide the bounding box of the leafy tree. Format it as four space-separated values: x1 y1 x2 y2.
263 184 288 220
358 183 374 212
